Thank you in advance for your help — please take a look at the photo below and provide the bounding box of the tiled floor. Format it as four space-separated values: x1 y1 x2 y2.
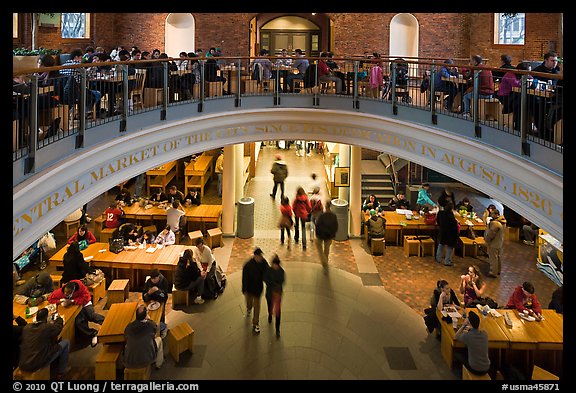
26 142 559 380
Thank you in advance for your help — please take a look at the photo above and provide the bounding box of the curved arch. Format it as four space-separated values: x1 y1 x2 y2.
13 109 562 258
165 13 195 57
261 16 320 30
389 13 419 59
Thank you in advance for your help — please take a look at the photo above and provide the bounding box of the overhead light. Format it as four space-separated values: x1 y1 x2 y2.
312 13 316 16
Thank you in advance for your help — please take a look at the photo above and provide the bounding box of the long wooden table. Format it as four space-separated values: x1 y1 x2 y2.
146 160 178 197
13 299 82 346
437 308 563 376
119 203 222 232
49 242 188 289
184 155 213 197
97 301 164 344
363 210 486 245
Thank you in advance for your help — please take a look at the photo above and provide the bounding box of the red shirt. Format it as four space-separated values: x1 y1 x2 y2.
48 279 92 306
506 285 542 314
104 207 124 228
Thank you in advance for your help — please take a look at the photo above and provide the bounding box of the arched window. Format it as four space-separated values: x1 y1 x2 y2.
494 13 525 45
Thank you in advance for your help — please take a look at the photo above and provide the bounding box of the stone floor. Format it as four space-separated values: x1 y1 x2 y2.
21 142 560 381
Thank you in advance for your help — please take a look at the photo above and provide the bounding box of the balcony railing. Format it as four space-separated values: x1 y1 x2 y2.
13 56 563 172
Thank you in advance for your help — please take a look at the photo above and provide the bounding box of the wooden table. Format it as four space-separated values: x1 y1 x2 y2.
49 242 186 289
512 86 555 99
13 299 82 345
184 155 214 197
97 301 164 344
115 203 222 232
146 160 178 196
436 308 510 369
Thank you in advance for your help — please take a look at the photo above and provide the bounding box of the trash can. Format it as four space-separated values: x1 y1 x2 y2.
237 197 255 239
331 198 349 241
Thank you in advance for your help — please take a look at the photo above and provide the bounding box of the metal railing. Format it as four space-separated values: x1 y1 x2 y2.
13 56 563 169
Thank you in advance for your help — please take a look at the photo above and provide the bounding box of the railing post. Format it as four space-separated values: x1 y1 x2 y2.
520 74 530 156
391 62 398 115
77 68 87 148
313 59 319 106
120 65 129 132
430 65 438 124
235 58 241 107
161 63 168 120
24 75 39 174
353 61 359 109
473 70 481 137
198 61 205 112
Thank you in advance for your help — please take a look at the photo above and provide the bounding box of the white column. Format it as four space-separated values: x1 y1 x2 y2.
349 145 362 237
234 143 245 200
222 145 236 235
338 143 350 201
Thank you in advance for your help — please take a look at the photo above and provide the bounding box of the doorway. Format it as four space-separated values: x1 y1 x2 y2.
260 16 321 56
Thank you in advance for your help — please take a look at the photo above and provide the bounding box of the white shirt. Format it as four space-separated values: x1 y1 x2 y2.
154 230 175 245
166 207 185 232
192 245 215 270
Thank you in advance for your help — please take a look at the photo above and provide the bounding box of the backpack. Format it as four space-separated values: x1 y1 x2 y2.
420 76 430 93
311 198 323 213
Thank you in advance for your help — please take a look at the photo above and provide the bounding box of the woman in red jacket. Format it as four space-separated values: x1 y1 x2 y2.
279 196 294 250
292 186 312 249
67 225 97 246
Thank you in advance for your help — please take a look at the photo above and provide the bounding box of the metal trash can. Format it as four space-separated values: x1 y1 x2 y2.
237 197 255 239
331 198 349 241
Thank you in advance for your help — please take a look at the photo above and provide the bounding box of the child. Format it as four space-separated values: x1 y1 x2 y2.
279 196 293 250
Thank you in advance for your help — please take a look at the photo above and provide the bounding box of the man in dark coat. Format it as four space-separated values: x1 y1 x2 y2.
15 271 54 305
142 268 171 322
435 202 460 266
270 154 288 199
242 248 269 334
314 200 339 269
123 304 164 369
19 308 71 377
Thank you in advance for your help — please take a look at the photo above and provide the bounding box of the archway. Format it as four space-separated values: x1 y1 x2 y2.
389 13 419 77
165 13 195 58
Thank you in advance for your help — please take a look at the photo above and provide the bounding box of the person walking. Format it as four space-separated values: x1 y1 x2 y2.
309 186 324 242
292 186 312 249
215 149 224 197
278 196 294 250
264 254 285 338
242 248 269 334
484 209 507 277
270 154 288 199
435 202 459 266
314 200 338 270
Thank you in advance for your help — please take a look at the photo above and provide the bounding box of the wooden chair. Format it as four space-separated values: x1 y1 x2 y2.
207 227 223 249
370 237 385 255
88 277 106 305
63 219 81 239
51 271 63 288
106 279 130 308
188 230 203 244
124 365 150 380
172 284 189 307
168 322 194 363
420 237 435 257
95 343 123 380
13 365 51 380
531 365 559 380
462 365 491 380
404 236 420 257
130 69 147 112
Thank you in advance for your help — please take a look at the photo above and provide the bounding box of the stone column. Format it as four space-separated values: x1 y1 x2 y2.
222 145 235 235
349 145 362 237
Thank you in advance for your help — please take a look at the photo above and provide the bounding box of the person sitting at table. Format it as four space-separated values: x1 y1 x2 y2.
149 187 168 203
505 281 543 321
123 304 165 370
362 194 381 212
115 187 132 206
67 225 97 246
61 241 92 285
18 307 71 378
15 271 54 304
459 265 486 307
424 279 461 334
492 54 515 82
174 249 206 305
104 200 124 228
119 223 141 246
287 48 309 93
461 55 494 117
138 230 156 246
455 197 474 215
366 209 386 246
388 190 411 211
166 201 186 237
274 48 293 93
454 311 492 378
142 268 171 322
184 189 202 206
433 58 459 112
548 285 563 314
12 315 27 370
318 52 343 94
251 49 274 90
48 280 105 347
154 225 176 246
521 217 539 246
166 185 186 205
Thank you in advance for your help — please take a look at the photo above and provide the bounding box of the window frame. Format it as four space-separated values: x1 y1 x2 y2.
493 13 525 46
60 12 92 42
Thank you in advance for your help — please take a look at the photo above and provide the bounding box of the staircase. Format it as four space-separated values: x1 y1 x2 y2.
361 170 395 209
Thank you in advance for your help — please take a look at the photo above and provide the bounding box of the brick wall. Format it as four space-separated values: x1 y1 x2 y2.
18 12 561 64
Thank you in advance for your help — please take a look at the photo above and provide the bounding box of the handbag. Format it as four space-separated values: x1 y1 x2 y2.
109 238 124 254
278 215 293 229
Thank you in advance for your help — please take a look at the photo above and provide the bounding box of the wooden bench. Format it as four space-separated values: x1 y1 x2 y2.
370 237 385 255
462 365 491 380
106 279 130 308
505 226 520 242
124 365 151 380
100 227 118 244
531 365 559 380
88 277 106 304
207 227 223 249
168 322 194 363
404 236 420 257
459 236 486 258
13 365 51 380
188 230 204 244
95 343 123 380
172 284 189 307
420 237 435 257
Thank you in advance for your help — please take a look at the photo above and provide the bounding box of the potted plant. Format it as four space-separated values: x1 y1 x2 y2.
13 47 62 73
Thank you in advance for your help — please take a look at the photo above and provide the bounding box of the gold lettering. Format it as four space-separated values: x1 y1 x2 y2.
441 153 455 166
